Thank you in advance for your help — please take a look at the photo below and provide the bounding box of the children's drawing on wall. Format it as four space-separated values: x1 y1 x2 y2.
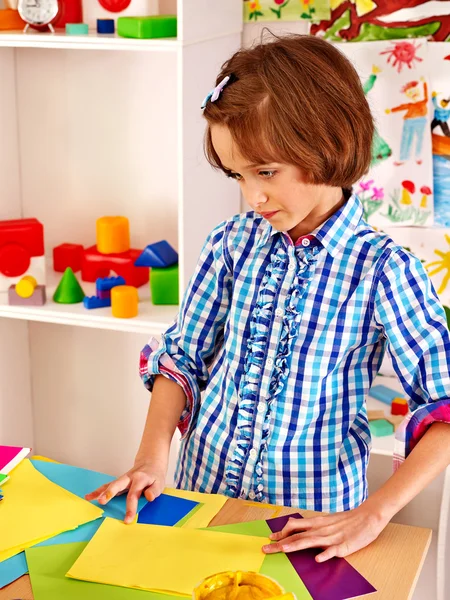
339 39 433 227
385 79 428 166
243 0 330 21
428 43 450 227
310 0 450 42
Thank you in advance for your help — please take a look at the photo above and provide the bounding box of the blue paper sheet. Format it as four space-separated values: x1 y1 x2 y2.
137 493 198 526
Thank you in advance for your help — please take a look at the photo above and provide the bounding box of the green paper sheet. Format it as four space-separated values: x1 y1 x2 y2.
208 521 312 600
26 542 181 600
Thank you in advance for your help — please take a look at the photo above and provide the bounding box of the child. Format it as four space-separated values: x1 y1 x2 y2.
87 34 450 562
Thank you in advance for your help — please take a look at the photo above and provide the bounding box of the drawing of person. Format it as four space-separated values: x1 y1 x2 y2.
432 91 450 137
363 65 392 165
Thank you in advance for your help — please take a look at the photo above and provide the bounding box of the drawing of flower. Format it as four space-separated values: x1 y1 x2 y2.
372 187 384 201
270 0 290 19
248 0 264 20
359 179 374 192
300 0 315 18
358 179 383 220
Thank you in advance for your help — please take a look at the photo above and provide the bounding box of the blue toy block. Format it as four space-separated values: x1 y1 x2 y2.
135 240 178 268
83 296 111 309
97 18 115 34
368 384 403 406
96 275 126 292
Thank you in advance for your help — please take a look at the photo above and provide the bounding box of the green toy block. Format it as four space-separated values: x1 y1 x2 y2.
53 268 85 304
370 419 394 437
65 23 89 35
117 15 177 39
150 264 179 305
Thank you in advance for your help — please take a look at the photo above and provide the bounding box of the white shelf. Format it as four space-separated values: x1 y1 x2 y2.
0 30 180 51
0 265 178 334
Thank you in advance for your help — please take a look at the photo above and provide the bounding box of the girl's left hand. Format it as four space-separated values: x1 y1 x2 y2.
262 502 389 562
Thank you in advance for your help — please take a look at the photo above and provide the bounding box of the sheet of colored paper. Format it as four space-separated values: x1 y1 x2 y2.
30 459 147 520
0 473 9 486
208 521 312 600
267 515 377 600
163 487 227 528
0 445 30 474
0 520 103 590
26 542 181 600
0 459 103 562
67 517 266 595
137 493 198 526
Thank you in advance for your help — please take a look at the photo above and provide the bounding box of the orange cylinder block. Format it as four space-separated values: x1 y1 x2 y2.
111 285 138 318
96 216 130 255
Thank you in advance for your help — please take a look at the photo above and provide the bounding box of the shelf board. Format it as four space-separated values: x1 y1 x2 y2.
0 30 180 51
0 265 178 334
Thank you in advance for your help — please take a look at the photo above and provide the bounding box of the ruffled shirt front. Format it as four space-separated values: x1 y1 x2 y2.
139 194 450 512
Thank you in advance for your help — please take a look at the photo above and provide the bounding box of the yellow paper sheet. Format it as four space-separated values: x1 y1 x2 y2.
67 517 266 595
163 487 228 529
0 459 103 561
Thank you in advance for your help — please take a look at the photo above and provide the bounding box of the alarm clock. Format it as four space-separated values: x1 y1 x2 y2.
18 0 60 33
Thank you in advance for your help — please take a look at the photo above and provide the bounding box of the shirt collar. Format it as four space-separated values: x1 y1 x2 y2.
257 193 363 258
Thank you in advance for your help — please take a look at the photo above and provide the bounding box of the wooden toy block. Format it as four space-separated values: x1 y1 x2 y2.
391 397 409 416
368 384 403 406
83 296 111 309
53 268 85 304
8 284 46 306
53 243 84 273
367 410 386 421
97 18 115 34
0 218 44 279
111 285 138 318
135 240 178 268
370 419 394 437
150 264 179 305
117 15 177 39
81 246 149 288
96 275 126 292
386 414 405 432
66 22 89 34
96 216 130 255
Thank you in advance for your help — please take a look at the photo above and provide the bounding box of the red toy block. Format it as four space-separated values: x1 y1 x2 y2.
0 218 44 277
53 243 84 273
81 246 149 288
391 397 409 416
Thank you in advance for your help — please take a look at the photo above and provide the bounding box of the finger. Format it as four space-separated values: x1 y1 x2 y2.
144 479 163 502
124 483 145 524
316 545 338 562
85 483 109 501
97 475 131 504
281 534 337 553
269 516 328 540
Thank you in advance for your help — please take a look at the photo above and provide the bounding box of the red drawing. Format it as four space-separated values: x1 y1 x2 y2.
380 41 423 73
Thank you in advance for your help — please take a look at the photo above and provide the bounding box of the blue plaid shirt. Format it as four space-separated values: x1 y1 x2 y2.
140 193 450 512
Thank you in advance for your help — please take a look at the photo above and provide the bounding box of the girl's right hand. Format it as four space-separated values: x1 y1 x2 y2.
85 462 166 524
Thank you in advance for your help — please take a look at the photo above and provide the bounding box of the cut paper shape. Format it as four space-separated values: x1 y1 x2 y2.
0 445 30 474
0 473 9 486
267 514 377 600
137 493 198 526
163 487 227 528
0 459 102 562
30 459 147 521
27 541 180 600
66 517 266 595
208 521 313 600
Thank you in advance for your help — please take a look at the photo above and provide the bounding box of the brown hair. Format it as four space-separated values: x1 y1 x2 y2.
203 33 374 188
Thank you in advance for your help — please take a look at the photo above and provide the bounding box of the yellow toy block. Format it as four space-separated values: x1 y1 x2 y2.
96 216 130 255
16 275 37 298
111 285 138 318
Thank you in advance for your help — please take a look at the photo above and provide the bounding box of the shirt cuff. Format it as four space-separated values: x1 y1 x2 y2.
393 399 450 470
139 336 199 438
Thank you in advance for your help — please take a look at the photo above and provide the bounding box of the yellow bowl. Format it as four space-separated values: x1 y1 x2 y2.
193 571 285 600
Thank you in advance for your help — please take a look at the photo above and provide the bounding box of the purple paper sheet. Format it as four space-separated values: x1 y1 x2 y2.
267 514 376 600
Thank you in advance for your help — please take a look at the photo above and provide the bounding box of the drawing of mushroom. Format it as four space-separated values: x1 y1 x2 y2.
401 180 415 205
420 185 432 208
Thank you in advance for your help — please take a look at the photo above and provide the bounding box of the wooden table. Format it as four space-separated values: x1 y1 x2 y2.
0 499 431 600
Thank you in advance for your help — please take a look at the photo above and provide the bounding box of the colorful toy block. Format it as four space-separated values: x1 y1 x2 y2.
97 18 115 34
367 409 385 421
0 219 45 291
16 275 37 299
8 284 46 306
117 15 177 39
391 397 409 416
370 419 394 437
83 296 111 309
135 240 178 268
96 275 126 292
111 285 138 318
66 22 89 34
150 264 179 305
53 268 85 304
368 384 404 406
53 243 84 273
81 246 149 288
96 216 130 255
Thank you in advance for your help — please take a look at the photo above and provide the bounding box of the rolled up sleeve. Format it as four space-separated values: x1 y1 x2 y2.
374 248 450 468
139 220 232 437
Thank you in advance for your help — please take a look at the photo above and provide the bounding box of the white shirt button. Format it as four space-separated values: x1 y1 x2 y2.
301 238 310 247
249 448 258 459
257 403 265 413
267 358 274 367
288 261 296 271
248 491 256 500
257 483 264 491
275 308 284 317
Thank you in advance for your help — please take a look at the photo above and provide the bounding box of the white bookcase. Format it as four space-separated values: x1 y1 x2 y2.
0 1 242 481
